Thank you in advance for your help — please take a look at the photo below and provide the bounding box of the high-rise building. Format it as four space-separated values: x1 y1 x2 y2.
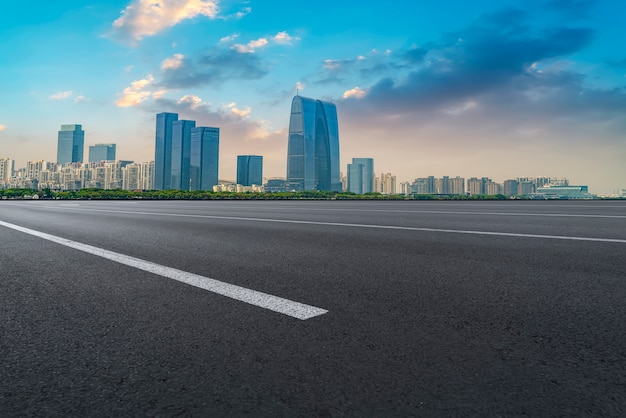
347 163 364 194
0 157 14 182
190 127 219 190
170 120 196 190
347 158 374 194
286 95 341 192
154 112 178 190
89 144 116 162
57 124 85 164
237 155 263 186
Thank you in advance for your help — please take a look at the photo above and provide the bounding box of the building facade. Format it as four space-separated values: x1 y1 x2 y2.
89 144 116 163
286 95 341 192
154 112 179 190
170 120 196 190
237 155 263 186
57 124 85 164
190 127 219 191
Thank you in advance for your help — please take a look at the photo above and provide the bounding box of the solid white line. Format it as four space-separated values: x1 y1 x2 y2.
0 219 328 320
12 205 626 244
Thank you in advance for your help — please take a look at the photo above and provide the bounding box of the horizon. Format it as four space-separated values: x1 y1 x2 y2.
1 0 625 194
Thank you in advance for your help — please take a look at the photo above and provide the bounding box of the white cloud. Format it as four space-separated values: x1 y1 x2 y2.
161 53 185 70
75 95 90 103
272 31 299 45
177 94 206 109
295 81 305 92
342 86 368 99
109 0 220 45
219 33 239 43
224 102 251 117
0 124 6 132
115 75 161 107
232 37 268 53
49 91 73 100
222 6 251 20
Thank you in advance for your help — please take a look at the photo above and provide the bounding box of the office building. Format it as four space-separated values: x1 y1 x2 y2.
190 127 219 190
286 95 341 192
237 155 263 186
170 120 196 190
347 158 374 194
154 112 179 190
57 124 85 164
89 144 116 163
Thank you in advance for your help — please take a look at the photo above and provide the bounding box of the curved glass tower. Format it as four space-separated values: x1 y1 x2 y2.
286 95 341 192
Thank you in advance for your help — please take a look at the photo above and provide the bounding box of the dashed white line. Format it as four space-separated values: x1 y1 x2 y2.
0 219 328 320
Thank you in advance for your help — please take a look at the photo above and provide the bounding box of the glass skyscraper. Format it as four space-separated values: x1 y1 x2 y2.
170 120 196 190
286 95 341 192
190 127 219 191
237 155 263 186
57 124 85 164
154 112 179 190
88 143 116 163
348 158 374 194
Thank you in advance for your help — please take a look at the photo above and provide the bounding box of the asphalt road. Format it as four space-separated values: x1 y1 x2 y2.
1 200 625 416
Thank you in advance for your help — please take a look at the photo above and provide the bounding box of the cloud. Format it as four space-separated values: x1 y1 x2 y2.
177 94 204 109
161 53 185 70
272 31 299 45
232 37 268 53
220 33 239 43
115 75 166 107
0 124 6 132
159 48 268 88
342 86 367 99
108 0 220 45
231 31 299 53
75 95 90 103
224 102 251 117
49 91 73 100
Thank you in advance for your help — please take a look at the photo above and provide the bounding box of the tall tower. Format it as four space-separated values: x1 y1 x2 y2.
237 155 263 186
170 120 196 190
190 127 219 191
154 112 179 190
57 124 85 164
286 95 341 192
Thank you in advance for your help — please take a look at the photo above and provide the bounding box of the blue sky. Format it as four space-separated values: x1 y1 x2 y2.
1 0 625 194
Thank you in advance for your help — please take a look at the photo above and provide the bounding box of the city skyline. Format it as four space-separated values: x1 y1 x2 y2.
1 1 626 194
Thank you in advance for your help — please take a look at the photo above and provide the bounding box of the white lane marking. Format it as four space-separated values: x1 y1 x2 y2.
0 219 328 320
9 206 626 244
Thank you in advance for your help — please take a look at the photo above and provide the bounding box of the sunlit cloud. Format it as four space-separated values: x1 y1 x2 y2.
0 124 6 132
222 6 251 20
75 95 90 103
295 81 305 92
161 53 185 70
272 31 299 45
108 0 220 45
177 94 205 109
232 37 269 53
115 75 163 107
224 102 251 117
324 59 341 70
231 31 299 53
342 86 368 99
49 91 73 100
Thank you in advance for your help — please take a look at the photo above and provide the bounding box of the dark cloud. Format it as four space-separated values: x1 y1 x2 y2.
339 8 609 126
159 48 268 89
